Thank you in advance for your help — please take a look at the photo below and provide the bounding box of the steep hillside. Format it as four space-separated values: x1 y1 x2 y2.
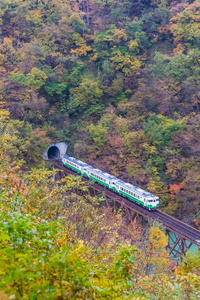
1 0 200 226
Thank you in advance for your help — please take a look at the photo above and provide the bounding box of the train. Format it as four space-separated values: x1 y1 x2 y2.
62 155 159 210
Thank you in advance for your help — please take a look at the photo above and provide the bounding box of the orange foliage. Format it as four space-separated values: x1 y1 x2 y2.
169 183 183 200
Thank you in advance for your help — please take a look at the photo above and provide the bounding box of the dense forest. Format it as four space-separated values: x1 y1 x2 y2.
1 0 200 298
1 0 200 225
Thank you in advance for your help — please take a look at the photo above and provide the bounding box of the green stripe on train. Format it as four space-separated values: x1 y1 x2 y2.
89 175 111 188
118 190 146 206
63 163 81 173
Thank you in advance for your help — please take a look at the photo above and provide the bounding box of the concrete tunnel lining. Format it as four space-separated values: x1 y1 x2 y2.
47 146 60 159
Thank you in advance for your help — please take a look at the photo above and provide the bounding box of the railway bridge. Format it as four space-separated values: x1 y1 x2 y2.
52 160 200 260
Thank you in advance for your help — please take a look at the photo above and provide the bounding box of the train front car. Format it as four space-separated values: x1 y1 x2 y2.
143 194 159 210
115 181 159 210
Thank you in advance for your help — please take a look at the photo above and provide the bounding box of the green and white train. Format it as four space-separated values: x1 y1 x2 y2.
62 155 159 210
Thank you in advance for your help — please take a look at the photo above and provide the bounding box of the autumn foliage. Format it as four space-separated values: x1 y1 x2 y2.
1 0 200 296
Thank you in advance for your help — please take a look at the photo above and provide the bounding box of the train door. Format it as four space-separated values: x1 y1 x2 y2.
109 180 116 190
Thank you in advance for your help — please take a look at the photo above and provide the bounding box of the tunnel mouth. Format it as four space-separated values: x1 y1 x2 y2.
47 146 60 160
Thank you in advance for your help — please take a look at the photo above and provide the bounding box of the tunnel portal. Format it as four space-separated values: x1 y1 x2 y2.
44 142 68 160
47 146 60 160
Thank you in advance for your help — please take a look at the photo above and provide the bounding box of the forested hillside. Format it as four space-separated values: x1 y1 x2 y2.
1 0 200 225
1 112 200 299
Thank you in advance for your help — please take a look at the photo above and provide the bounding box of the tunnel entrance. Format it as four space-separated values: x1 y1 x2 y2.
44 142 68 161
47 146 60 160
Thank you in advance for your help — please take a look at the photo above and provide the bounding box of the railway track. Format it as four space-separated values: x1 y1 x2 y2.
53 160 200 247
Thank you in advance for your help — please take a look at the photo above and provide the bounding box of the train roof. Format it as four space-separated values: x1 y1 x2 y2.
63 155 89 167
115 179 157 198
87 166 118 181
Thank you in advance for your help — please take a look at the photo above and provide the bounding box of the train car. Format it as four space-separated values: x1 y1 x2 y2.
86 166 119 189
62 155 159 210
115 180 159 210
62 155 90 175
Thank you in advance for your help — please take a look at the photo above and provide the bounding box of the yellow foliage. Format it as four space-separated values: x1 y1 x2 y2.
110 48 141 75
114 28 127 43
0 109 10 121
128 40 139 51
71 33 92 56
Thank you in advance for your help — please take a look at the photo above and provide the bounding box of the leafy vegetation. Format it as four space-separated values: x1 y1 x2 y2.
1 0 200 297
0 114 200 299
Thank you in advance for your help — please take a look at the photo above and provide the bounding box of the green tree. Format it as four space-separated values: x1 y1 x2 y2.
69 75 103 111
